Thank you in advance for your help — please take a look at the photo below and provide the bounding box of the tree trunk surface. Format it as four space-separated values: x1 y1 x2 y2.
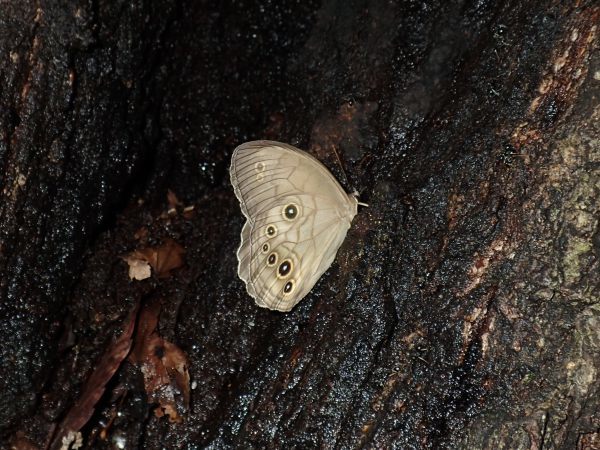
1 1 598 449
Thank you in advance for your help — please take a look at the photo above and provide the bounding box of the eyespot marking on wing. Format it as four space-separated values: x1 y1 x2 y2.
283 280 295 295
282 203 300 220
267 252 278 267
277 259 293 278
265 224 277 237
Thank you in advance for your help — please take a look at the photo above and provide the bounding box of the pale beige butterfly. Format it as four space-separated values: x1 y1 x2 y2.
230 140 363 312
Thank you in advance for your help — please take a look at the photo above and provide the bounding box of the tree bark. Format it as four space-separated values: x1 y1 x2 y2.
1 0 598 449
0 0 176 433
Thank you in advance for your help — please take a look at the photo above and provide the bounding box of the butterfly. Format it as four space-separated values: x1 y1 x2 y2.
230 140 363 312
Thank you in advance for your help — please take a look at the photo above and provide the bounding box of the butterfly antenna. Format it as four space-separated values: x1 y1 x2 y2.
331 145 368 207
331 145 350 187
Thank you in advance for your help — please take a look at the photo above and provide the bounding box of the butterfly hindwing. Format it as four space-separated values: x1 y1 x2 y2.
247 196 346 311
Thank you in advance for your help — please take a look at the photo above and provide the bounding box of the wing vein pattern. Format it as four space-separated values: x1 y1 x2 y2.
230 140 359 311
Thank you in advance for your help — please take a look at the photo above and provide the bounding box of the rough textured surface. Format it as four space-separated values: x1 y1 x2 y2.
0 0 175 430
1 0 598 448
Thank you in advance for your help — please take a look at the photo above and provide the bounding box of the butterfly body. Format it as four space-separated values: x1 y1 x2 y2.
230 140 358 312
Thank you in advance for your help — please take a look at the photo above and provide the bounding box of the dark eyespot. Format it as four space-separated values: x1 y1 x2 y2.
262 243 270 253
278 259 292 277
267 253 277 266
254 161 265 172
283 204 299 220
283 280 294 294
265 225 277 237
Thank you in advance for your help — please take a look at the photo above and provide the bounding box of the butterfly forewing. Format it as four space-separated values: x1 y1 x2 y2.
230 140 358 311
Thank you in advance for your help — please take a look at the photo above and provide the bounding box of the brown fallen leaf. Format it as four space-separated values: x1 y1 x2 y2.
182 205 195 220
123 254 152 281
130 300 161 362
123 238 185 280
10 431 39 450
154 403 181 421
129 300 190 423
167 189 182 214
167 189 196 219
49 304 139 450
58 431 82 450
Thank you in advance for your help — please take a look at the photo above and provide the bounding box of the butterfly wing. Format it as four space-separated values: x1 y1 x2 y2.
230 140 358 311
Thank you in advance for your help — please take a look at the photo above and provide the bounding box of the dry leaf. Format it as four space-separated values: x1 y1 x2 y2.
151 238 185 277
59 431 82 450
9 431 39 450
129 301 190 422
154 403 181 423
167 189 196 219
49 304 139 450
123 254 152 280
182 205 195 220
124 238 185 280
167 189 182 210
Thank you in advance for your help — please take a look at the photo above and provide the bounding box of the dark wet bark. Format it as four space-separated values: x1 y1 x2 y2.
1 1 598 449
